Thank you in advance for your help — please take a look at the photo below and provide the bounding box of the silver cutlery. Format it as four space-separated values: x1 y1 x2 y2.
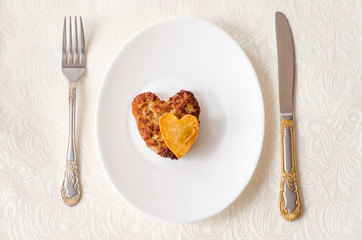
275 12 301 221
60 16 86 207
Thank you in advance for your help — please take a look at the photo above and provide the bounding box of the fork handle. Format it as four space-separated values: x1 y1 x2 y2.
61 82 80 206
279 117 301 221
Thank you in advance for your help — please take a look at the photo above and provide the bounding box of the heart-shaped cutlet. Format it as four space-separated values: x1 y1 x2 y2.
132 90 200 160
159 113 199 158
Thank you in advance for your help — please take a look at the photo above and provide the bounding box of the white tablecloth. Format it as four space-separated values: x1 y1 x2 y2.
1 0 361 239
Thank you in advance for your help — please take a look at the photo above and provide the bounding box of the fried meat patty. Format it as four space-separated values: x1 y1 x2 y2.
131 90 200 160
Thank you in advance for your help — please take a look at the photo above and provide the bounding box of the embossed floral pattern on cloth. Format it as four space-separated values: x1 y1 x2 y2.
0 0 361 239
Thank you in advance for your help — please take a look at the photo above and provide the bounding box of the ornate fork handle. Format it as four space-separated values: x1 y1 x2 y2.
61 82 80 206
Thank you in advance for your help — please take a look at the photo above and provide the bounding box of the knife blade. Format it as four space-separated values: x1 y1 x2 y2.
275 12 301 221
276 12 295 116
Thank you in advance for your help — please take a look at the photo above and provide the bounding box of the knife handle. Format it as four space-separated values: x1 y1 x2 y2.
279 118 301 221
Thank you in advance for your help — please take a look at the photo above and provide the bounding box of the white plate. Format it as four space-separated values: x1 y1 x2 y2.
96 18 264 223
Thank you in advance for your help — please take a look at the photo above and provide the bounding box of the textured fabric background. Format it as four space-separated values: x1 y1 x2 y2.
0 0 361 239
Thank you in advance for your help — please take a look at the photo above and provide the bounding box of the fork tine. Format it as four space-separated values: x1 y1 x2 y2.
80 17 86 64
62 17 67 64
61 16 85 82
74 17 79 64
69 16 73 64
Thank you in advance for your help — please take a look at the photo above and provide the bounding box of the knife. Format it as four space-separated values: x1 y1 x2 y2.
275 12 301 221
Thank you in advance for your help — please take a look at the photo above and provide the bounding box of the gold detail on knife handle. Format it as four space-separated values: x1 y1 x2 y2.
279 119 301 221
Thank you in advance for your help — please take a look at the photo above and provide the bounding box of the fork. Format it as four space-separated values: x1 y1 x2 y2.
60 16 86 207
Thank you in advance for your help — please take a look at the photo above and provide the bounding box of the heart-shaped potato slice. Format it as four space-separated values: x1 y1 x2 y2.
159 113 199 158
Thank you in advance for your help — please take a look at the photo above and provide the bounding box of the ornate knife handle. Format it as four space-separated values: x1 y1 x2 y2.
61 83 80 206
279 117 301 221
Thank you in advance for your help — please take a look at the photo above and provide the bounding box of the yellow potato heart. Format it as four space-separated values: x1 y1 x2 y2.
159 113 199 158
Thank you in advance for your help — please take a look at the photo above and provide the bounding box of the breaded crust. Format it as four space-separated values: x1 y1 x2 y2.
132 90 200 160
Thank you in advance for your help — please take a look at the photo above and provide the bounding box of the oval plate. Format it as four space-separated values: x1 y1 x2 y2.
96 18 264 223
